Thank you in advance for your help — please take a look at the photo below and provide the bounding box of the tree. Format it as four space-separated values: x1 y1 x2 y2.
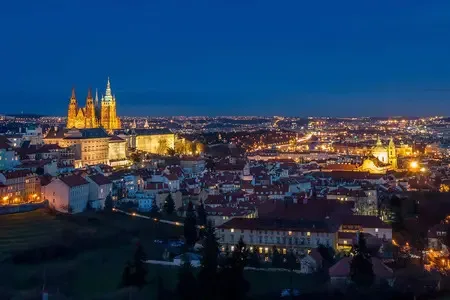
132 241 148 288
184 201 197 247
163 193 175 215
150 199 160 217
121 261 132 287
350 233 374 287
317 244 335 268
272 246 283 268
36 167 45 176
130 152 142 164
177 259 197 300
174 139 186 155
121 241 148 289
217 238 249 300
285 251 297 296
247 248 261 268
189 141 197 155
104 194 113 212
157 138 168 155
196 142 205 154
198 222 220 300
85 200 93 211
197 201 207 226
167 147 176 156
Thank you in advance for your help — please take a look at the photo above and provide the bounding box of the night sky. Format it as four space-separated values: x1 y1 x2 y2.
1 0 450 116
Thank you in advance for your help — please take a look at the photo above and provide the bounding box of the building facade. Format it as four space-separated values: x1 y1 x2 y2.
66 78 121 131
132 129 175 154
217 218 337 255
44 128 110 168
44 174 90 213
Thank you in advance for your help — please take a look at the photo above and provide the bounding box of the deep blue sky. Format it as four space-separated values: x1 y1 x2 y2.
1 0 450 116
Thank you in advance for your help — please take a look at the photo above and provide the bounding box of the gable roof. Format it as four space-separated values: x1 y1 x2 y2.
89 173 112 186
59 174 89 188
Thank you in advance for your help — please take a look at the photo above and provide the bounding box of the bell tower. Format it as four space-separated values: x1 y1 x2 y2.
85 87 98 128
101 77 121 130
388 138 398 169
67 87 78 128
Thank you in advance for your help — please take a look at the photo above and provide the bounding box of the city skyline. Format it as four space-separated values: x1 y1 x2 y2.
2 1 450 116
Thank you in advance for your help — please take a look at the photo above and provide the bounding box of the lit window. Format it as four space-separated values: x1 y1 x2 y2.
307 232 311 236
344 240 347 244
375 228 379 233
230 228 234 233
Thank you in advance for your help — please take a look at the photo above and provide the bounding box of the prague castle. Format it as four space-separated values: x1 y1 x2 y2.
67 78 121 130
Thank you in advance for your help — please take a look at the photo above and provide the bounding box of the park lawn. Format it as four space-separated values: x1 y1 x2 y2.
0 210 318 298
0 209 69 259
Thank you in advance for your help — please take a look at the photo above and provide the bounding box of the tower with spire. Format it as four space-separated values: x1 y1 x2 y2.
67 87 78 128
100 77 121 130
66 77 121 130
84 87 98 128
388 138 398 169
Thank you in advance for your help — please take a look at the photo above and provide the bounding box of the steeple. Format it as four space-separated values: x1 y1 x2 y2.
105 77 112 98
144 119 149 128
95 88 99 107
87 87 93 100
376 136 382 146
70 87 77 102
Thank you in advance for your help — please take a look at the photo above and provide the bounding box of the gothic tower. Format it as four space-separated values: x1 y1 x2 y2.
388 138 398 169
84 87 98 128
67 87 78 128
101 77 121 130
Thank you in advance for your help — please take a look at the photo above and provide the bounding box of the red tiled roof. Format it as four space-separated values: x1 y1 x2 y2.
1 170 33 179
89 173 112 186
0 136 12 150
164 173 179 181
329 257 393 278
217 217 332 232
327 187 367 197
339 215 391 229
322 164 359 171
257 199 354 221
204 195 227 205
59 174 89 188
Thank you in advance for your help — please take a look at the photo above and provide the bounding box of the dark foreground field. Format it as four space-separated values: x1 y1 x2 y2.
0 210 318 299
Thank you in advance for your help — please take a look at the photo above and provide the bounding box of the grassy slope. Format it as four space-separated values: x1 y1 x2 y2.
0 210 317 299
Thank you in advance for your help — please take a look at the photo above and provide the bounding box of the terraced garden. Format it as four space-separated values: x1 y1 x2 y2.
0 209 69 260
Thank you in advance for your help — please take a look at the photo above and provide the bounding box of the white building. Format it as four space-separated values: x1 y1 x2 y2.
44 174 89 213
86 173 113 210
0 138 19 171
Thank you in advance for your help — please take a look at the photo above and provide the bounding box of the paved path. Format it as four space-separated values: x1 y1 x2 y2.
113 208 205 229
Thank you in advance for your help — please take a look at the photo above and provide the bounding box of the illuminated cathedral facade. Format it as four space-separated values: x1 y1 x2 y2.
67 78 121 130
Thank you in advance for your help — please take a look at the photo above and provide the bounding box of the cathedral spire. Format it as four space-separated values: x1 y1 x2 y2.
71 87 76 100
376 135 382 146
105 77 112 98
87 87 92 99
95 88 99 106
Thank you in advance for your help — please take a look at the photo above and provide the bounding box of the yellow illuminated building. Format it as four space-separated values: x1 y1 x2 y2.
44 128 110 168
133 129 175 155
108 136 128 167
359 137 398 174
67 78 121 131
